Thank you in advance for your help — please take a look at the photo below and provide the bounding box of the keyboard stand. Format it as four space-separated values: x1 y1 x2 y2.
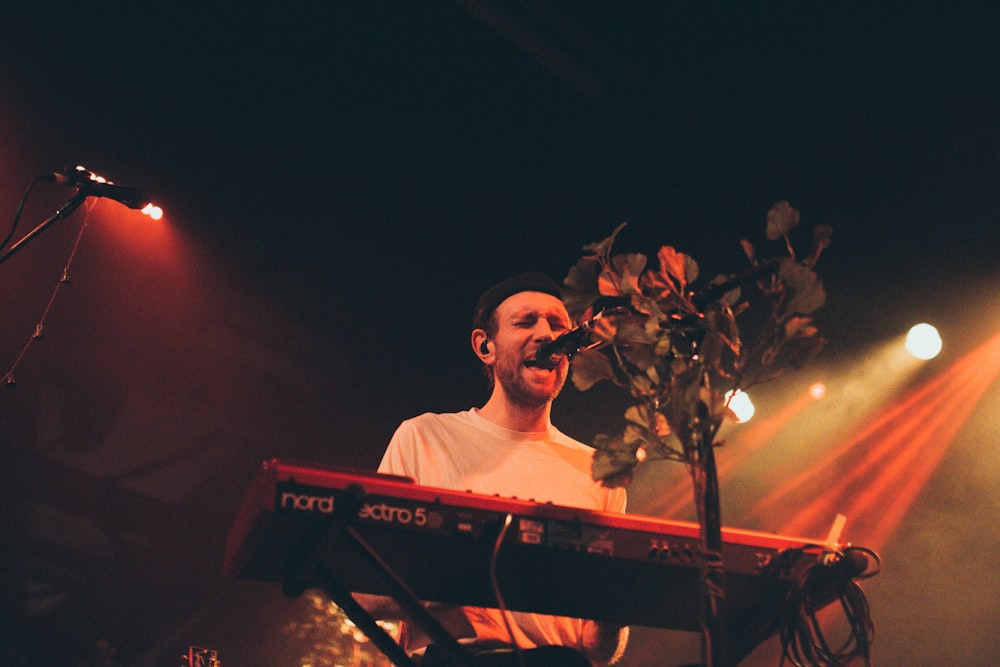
281 482 476 667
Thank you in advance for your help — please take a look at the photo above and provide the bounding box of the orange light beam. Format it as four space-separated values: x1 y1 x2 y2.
746 330 1000 546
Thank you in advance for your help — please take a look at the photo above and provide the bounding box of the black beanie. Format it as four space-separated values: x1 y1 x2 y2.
472 271 564 330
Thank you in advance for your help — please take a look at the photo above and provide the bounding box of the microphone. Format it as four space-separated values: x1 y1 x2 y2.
534 322 597 369
43 167 149 210
534 301 631 369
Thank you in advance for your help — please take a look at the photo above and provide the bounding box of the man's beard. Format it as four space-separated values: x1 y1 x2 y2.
494 352 567 408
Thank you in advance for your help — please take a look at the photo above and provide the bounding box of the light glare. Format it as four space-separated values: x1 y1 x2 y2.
141 203 164 220
726 389 755 423
905 323 942 360
809 382 827 400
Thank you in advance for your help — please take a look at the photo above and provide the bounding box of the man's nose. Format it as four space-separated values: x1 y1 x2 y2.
533 321 558 340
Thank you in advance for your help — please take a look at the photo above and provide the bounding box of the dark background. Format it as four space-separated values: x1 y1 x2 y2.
1 2 998 665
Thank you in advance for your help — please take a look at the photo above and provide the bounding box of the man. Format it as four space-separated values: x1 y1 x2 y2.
376 272 629 666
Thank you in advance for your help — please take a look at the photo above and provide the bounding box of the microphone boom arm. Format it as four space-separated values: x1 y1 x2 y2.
0 193 87 267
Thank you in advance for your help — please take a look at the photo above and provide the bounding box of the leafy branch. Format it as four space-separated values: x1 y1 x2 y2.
561 201 831 488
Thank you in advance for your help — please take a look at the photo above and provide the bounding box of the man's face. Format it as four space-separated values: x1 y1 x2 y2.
490 291 573 408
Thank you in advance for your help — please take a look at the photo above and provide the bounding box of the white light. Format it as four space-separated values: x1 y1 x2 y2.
905 323 942 360
726 389 755 423
809 382 827 400
141 203 164 220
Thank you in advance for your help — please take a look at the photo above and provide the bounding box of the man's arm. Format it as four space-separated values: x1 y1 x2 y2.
582 621 629 666
354 593 401 620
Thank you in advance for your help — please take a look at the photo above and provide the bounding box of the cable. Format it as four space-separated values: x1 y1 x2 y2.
489 512 527 667
767 545 880 667
2 175 48 251
3 200 96 386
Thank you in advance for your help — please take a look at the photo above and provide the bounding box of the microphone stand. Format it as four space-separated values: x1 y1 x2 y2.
0 193 87 266
696 427 728 667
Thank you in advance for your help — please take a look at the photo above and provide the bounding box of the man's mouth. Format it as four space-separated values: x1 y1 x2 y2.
523 357 555 371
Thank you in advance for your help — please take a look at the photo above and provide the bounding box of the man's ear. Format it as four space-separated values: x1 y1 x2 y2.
472 329 492 361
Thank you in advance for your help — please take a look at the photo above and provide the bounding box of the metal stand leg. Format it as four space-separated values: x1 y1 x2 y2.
283 483 476 667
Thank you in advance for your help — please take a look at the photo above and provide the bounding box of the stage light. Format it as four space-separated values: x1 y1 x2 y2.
809 382 827 400
81 166 109 184
141 203 164 220
726 389 755 422
905 323 942 360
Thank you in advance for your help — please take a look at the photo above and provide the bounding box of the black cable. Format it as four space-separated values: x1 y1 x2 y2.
2 175 47 251
490 512 527 667
764 545 880 667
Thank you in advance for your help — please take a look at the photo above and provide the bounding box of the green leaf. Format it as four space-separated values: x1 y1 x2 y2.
570 348 617 391
777 259 827 314
698 329 724 368
623 404 650 429
592 450 637 487
811 224 833 257
591 436 643 488
658 245 689 289
610 253 648 295
621 343 657 372
582 222 628 258
643 245 700 297
766 200 800 240
705 273 744 308
562 258 602 320
616 311 659 345
629 373 656 398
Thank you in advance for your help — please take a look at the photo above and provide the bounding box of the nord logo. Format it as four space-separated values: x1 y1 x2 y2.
281 491 335 514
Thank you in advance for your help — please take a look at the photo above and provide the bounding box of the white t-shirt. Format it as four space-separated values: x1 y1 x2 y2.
377 408 627 656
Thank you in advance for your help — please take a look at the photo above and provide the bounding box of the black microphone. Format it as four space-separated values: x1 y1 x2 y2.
534 323 597 369
43 168 149 210
534 302 631 369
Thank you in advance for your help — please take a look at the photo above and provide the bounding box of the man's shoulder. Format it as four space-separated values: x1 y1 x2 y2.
400 410 474 429
548 426 597 453
394 410 482 440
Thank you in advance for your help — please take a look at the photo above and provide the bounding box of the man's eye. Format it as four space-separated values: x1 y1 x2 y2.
550 320 571 333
